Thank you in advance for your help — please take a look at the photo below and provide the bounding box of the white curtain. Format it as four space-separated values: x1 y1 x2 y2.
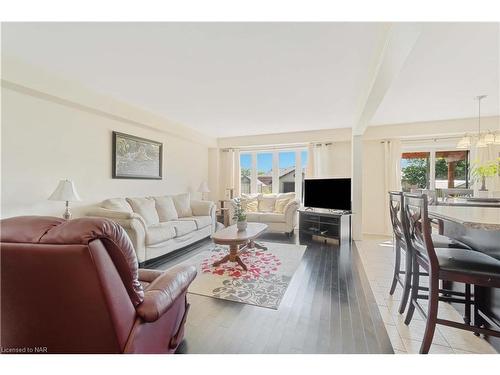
306 143 315 178
383 139 402 235
219 148 241 199
470 143 500 195
232 149 241 197
307 143 334 177
219 149 234 199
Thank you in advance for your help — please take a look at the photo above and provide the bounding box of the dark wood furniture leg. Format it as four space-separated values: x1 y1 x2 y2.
212 244 248 271
389 238 401 295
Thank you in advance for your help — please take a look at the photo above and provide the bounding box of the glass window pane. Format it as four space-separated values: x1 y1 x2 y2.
401 152 430 192
257 153 273 194
240 153 252 194
279 151 296 193
435 151 468 189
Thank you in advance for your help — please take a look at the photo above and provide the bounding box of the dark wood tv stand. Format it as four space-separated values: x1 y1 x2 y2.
298 208 351 244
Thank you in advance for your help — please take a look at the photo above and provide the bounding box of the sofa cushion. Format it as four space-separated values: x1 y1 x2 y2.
102 198 133 212
178 216 212 230
274 198 290 213
258 194 277 212
170 220 197 237
172 193 193 218
257 212 286 223
126 197 160 226
245 212 261 222
146 222 176 245
153 196 178 222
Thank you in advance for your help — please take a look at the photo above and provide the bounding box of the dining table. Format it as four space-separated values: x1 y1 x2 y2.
428 204 500 350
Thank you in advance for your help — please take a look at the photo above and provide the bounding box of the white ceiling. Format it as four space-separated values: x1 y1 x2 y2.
371 23 500 126
2 22 499 137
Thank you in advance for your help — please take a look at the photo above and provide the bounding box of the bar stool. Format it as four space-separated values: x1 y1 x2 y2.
401 193 500 353
388 192 471 314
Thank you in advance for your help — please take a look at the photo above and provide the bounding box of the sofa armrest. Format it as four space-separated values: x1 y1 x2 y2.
191 200 215 217
284 199 299 226
86 207 147 263
136 265 197 322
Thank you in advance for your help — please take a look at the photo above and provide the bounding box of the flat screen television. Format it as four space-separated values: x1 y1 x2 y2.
304 178 351 211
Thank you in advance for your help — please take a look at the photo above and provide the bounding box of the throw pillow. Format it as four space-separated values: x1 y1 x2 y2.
244 199 258 212
172 193 193 218
153 196 179 222
126 197 160 226
258 194 277 212
102 198 133 212
274 198 290 213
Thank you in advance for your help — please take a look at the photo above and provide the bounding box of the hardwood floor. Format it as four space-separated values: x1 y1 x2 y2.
150 232 393 354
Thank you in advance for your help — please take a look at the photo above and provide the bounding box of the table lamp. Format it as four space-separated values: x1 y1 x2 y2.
48 179 81 219
198 181 210 200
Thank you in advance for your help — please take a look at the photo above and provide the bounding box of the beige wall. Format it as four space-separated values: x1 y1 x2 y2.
1 86 210 218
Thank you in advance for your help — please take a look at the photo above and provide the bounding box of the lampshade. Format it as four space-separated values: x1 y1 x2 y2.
48 180 81 202
197 181 210 193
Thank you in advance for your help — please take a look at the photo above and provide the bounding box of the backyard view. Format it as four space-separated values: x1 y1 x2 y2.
240 150 308 195
401 151 469 192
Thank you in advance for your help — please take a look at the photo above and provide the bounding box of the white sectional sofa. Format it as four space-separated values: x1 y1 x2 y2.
229 192 299 236
86 193 216 264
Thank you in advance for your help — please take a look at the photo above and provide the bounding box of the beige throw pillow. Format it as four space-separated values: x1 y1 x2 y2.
274 198 290 213
102 198 133 212
126 197 160 226
172 193 193 218
153 196 178 222
258 194 277 212
244 199 258 212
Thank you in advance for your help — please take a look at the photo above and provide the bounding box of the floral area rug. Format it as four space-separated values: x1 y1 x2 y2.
180 242 306 309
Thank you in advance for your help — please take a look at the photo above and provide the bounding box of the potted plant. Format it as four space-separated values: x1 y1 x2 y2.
471 158 500 193
232 198 247 231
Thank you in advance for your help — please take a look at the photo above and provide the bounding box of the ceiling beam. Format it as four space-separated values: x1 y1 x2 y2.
353 23 422 136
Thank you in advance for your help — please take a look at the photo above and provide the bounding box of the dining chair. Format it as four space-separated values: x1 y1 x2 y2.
388 192 471 315
401 193 500 353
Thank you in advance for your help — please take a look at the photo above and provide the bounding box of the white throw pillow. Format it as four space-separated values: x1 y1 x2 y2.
102 198 133 212
277 192 295 200
126 197 160 226
153 196 179 222
274 198 290 213
258 194 277 212
172 193 193 218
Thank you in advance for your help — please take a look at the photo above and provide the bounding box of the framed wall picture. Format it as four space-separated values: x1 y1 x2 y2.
112 131 163 179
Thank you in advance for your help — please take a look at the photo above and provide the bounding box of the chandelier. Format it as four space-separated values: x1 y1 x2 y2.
456 95 500 149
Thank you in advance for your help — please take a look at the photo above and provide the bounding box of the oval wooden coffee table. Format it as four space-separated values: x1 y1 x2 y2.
211 223 268 271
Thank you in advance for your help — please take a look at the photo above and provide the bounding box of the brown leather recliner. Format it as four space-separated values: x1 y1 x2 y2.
0 216 197 353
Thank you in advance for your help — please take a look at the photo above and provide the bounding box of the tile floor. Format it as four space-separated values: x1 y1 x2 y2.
356 235 498 354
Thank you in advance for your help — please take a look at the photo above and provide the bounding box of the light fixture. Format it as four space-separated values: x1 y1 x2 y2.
484 131 495 144
48 179 81 219
495 132 500 145
456 134 471 149
456 95 492 149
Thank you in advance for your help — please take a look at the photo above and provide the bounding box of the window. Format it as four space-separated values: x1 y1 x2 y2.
240 153 252 194
434 151 469 189
238 148 308 200
279 151 296 193
400 150 470 192
257 153 273 194
401 152 430 192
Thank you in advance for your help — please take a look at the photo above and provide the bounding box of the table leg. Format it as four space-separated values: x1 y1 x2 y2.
212 244 248 271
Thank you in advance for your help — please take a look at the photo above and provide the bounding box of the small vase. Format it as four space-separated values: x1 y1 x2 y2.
237 220 247 231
